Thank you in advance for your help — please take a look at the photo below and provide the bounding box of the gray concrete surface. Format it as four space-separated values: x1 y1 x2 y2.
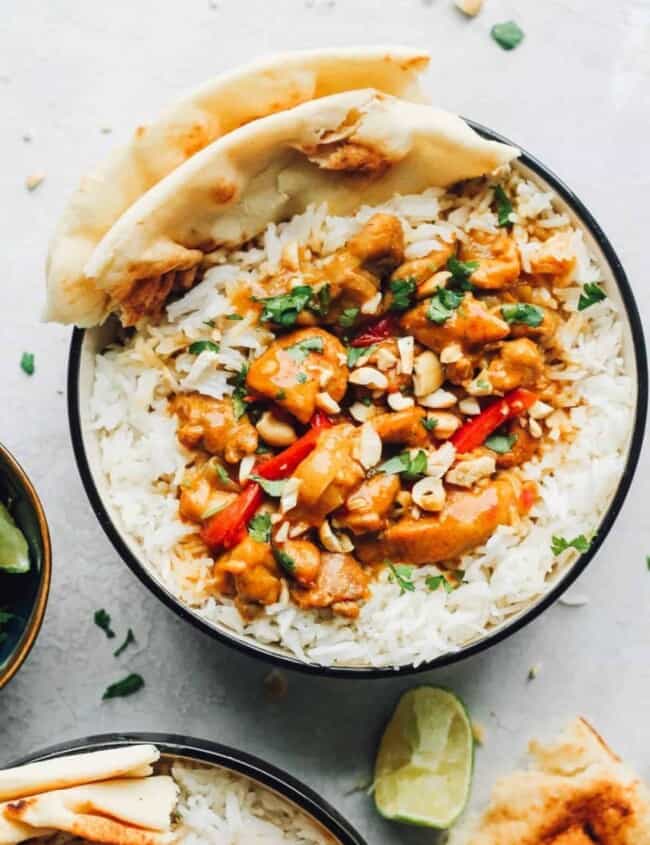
1 0 649 841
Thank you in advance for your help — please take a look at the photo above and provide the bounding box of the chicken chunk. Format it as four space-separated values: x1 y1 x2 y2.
356 479 520 565
276 539 321 586
401 293 510 354
178 461 237 524
371 407 430 447
215 536 282 617
346 213 405 275
291 552 369 618
170 393 258 463
460 230 521 290
291 424 365 525
487 338 545 393
246 327 348 424
337 474 401 535
391 240 456 292
527 232 576 286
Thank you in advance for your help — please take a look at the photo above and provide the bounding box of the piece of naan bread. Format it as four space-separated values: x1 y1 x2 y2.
454 718 650 844
45 46 430 326
2 777 177 845
51 87 517 328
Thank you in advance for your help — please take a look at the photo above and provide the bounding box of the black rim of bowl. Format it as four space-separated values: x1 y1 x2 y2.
9 732 366 845
67 123 648 678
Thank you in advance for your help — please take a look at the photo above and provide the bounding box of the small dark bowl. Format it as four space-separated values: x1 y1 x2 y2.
0 444 52 689
10 732 365 845
67 126 648 678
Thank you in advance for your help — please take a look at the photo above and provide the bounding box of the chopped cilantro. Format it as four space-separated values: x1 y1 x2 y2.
225 313 243 321
20 352 34 375
421 416 438 432
286 336 324 362
248 513 272 544
201 502 227 520
255 444 273 455
275 390 287 401
257 286 313 327
309 284 331 318
339 307 360 328
94 609 115 639
446 256 479 290
501 302 544 327
427 288 464 325
491 20 524 50
230 364 249 419
113 628 135 658
425 574 454 593
211 461 231 487
485 432 517 454
203 319 216 327
102 673 144 700
296 372 308 384
646 555 650 571
376 450 427 481
494 185 514 227
578 283 607 311
273 547 295 575
387 562 415 595
551 534 591 556
389 277 417 312
360 396 372 406
188 340 220 355
347 344 377 368
251 475 286 497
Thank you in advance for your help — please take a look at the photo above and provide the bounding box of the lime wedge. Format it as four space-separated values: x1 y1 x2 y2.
0 502 30 574
374 686 474 828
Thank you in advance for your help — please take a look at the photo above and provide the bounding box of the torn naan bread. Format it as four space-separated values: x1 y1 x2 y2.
0 747 159 804
55 88 517 328
2 777 177 845
45 46 429 326
454 718 650 845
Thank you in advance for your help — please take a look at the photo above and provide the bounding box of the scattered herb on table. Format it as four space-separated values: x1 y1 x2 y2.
248 512 271 543
485 432 517 454
491 20 524 50
389 278 417 312
20 352 35 375
501 303 544 327
339 307 360 328
494 185 514 227
551 534 591 556
256 286 313 327
188 340 220 355
273 547 295 575
388 562 415 595
102 673 144 700
446 257 478 290
286 336 324 362
113 628 135 658
427 288 464 325
646 555 650 571
94 609 115 639
578 283 607 311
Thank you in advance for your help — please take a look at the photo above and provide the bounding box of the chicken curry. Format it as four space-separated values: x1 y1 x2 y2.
169 188 578 621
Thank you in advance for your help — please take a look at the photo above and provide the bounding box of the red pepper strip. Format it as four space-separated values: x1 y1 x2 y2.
201 413 333 549
450 388 538 453
350 316 399 347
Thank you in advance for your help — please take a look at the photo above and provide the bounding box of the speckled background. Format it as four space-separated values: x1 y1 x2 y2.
1 1 649 842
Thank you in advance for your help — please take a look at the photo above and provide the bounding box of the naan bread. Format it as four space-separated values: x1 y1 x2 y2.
0 747 159 803
455 718 650 844
45 46 429 326
56 88 517 328
2 777 177 845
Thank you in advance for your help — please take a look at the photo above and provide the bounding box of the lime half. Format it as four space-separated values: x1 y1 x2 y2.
374 686 474 828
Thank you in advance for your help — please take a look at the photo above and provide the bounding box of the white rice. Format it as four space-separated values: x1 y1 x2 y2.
88 165 634 668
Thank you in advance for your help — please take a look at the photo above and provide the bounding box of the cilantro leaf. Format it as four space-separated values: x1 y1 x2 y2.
339 307 360 328
389 278 417 312
347 344 377 368
427 288 464 324
20 352 35 375
491 20 524 50
485 432 517 454
425 574 454 593
296 372 308 384
102 673 144 700
248 513 272 544
551 534 591 556
578 283 607 311
375 450 427 481
421 416 438 432
230 364 249 420
251 475 286 497
189 340 220 355
113 628 135 658
501 303 544 327
286 336 324 362
94 609 115 639
446 256 479 290
387 562 415 595
494 185 514 227
309 284 331 318
225 313 243 321
203 320 216 327
273 547 295 575
257 286 313 327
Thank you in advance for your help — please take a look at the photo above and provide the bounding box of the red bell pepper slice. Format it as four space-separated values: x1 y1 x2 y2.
450 388 538 454
201 413 332 550
350 316 399 347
